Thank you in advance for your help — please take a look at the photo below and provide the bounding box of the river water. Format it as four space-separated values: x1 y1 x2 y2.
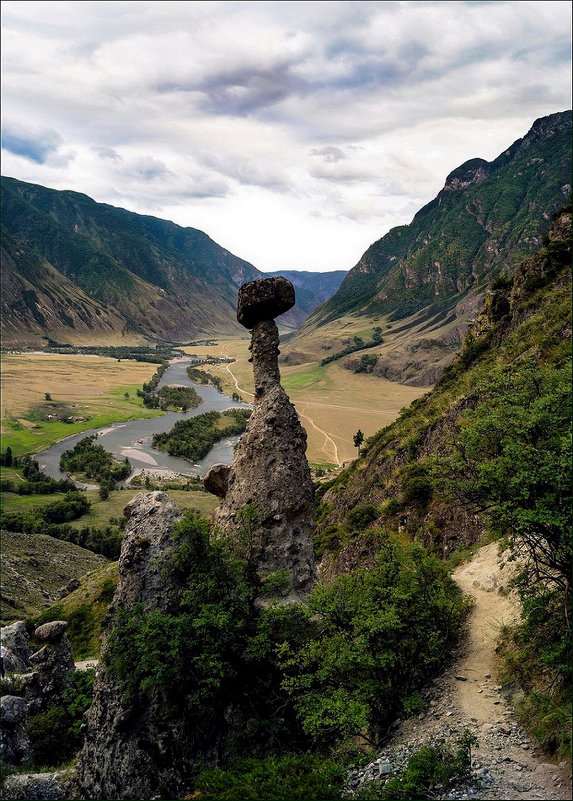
35 359 251 483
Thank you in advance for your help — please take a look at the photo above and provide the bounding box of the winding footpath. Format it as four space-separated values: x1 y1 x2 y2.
348 543 572 800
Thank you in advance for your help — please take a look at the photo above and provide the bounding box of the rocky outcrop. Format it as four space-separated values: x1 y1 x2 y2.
24 620 75 714
1 772 69 801
74 491 206 800
1 620 32 673
1 694 31 765
205 277 316 599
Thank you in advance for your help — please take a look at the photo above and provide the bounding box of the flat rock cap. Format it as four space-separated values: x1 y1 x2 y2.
35 620 68 642
237 276 295 329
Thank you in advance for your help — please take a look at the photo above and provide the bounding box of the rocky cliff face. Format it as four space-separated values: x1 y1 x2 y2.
73 492 204 800
205 277 316 598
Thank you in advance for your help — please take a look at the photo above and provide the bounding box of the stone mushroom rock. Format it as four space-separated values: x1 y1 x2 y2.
35 620 69 643
205 277 316 600
237 276 295 329
26 620 75 713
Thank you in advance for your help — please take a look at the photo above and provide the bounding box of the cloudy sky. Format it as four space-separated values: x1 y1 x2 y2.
1 1 571 272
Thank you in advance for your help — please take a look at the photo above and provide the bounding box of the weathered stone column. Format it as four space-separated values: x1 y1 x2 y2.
204 277 316 599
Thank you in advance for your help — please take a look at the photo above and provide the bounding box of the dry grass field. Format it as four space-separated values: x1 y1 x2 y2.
0 353 161 455
2 338 430 466
184 335 429 466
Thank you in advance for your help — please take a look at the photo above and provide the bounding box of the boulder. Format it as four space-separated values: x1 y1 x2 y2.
203 463 231 498
237 276 295 329
1 695 31 765
35 620 69 643
1 620 32 673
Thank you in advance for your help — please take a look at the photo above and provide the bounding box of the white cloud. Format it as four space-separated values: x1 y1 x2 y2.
1 0 571 271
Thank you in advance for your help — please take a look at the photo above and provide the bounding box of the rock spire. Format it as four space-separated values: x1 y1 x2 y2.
204 276 316 599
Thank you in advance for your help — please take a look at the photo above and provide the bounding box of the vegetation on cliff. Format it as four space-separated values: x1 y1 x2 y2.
104 509 467 786
316 207 572 760
311 112 571 327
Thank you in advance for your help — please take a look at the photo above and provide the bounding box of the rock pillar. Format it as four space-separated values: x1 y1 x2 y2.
204 276 316 599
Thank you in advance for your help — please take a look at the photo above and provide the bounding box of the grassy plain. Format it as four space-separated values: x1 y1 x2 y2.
184 335 429 466
1 353 162 456
0 485 219 521
1 337 430 467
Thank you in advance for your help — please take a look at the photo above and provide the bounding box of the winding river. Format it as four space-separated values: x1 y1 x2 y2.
35 359 251 484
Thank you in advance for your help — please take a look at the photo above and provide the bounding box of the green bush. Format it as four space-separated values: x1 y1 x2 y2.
27 705 76 767
275 537 468 744
102 511 469 764
346 503 379 530
193 754 346 800
27 669 95 767
378 729 479 800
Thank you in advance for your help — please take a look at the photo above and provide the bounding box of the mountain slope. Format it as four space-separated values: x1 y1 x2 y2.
316 206 571 564
286 111 571 383
0 178 348 346
1 177 264 344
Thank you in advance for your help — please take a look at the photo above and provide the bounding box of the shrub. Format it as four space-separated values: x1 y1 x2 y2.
27 669 95 767
378 729 478 800
193 753 346 800
276 538 468 744
346 503 379 530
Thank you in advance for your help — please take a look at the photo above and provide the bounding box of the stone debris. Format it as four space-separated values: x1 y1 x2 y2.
343 662 571 801
1 772 67 800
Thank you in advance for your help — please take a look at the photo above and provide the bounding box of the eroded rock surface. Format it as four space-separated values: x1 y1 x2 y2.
1 695 31 765
74 491 205 800
1 620 32 673
205 277 316 598
25 620 75 714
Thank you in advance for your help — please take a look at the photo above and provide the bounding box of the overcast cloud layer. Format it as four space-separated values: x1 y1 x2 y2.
1 1 571 271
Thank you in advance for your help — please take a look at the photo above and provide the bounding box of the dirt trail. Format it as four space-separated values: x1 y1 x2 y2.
349 543 571 799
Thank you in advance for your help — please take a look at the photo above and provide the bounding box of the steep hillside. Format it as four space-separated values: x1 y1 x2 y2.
1 176 264 345
0 227 128 347
0 529 108 623
286 111 571 383
315 206 571 565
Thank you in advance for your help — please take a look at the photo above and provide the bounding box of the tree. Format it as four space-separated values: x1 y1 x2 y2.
353 429 364 455
2 446 13 467
45 392 52 401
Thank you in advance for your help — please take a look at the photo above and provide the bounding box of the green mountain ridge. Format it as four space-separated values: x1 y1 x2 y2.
286 110 571 383
1 177 263 344
316 205 571 567
0 179 348 347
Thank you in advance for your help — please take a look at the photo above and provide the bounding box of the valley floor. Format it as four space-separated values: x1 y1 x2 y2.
348 543 572 800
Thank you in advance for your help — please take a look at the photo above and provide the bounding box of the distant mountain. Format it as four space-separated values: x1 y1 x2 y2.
0 177 263 345
287 111 571 383
267 269 347 328
0 179 344 347
317 204 571 565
